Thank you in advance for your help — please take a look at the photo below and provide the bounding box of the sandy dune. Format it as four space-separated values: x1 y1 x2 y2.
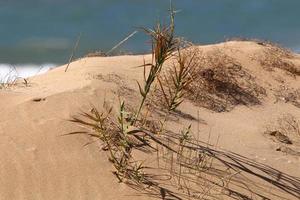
1 41 300 199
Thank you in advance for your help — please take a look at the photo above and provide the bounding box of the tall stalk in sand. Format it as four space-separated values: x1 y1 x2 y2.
157 48 196 132
134 8 178 124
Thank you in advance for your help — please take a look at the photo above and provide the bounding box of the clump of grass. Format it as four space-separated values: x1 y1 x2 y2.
265 114 300 145
184 48 266 112
0 66 19 89
265 130 293 145
252 41 300 76
85 50 107 57
259 50 299 75
227 37 291 50
69 102 151 184
226 37 300 75
258 40 294 58
277 114 300 137
274 85 300 108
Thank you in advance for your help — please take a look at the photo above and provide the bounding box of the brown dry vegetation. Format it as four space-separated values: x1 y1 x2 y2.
187 48 266 112
265 114 300 157
274 85 300 108
266 114 300 140
152 47 266 113
152 46 267 112
85 50 107 57
252 41 300 76
228 37 300 75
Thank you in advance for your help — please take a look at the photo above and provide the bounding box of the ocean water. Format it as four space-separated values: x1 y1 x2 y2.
0 0 300 79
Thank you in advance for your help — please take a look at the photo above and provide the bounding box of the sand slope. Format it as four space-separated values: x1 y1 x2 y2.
1 41 300 199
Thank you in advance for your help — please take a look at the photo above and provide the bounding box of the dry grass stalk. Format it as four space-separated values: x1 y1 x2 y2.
106 30 138 55
155 129 236 199
157 48 196 112
65 32 82 72
134 8 179 122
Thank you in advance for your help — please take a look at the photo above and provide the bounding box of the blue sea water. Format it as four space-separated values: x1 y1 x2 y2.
0 0 300 78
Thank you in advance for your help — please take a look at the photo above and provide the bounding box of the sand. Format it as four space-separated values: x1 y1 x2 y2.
0 41 299 199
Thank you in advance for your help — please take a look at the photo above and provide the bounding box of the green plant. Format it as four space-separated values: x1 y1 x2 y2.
158 49 195 112
177 125 191 186
135 7 179 123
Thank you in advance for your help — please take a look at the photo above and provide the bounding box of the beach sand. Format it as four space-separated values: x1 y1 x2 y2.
0 41 299 199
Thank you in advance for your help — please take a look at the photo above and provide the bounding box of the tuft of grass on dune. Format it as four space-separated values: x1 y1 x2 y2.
188 48 266 112
228 37 300 76
151 44 267 113
0 66 30 89
257 44 300 76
